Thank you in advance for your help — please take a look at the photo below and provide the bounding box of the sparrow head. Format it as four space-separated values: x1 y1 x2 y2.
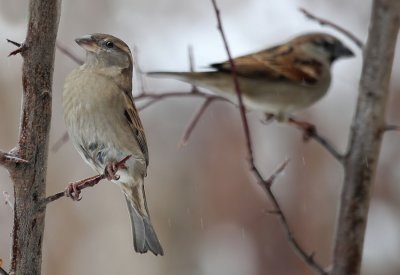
291 33 354 64
75 33 132 69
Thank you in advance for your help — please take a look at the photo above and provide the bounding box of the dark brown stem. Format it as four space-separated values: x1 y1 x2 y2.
308 132 344 163
210 0 253 163
56 41 84 65
299 8 363 49
332 1 400 274
179 98 214 146
136 91 229 111
211 1 326 274
42 155 131 206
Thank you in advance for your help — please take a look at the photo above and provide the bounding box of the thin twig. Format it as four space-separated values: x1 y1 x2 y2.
308 133 344 163
299 8 363 49
211 1 326 274
135 91 229 111
133 45 147 95
0 150 28 169
383 124 400 132
42 155 131 206
179 98 214 147
187 45 200 93
51 131 69 152
56 41 84 64
210 0 253 162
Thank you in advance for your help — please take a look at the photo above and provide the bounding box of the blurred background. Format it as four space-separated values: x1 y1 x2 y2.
1 0 400 274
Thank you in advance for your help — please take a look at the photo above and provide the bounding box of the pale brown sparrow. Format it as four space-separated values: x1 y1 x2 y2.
148 33 354 122
63 33 163 255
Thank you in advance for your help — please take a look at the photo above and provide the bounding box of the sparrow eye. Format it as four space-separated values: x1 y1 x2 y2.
105 41 114 49
313 40 332 50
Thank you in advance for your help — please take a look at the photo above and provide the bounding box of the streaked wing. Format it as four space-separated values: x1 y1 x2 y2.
122 90 149 166
210 44 323 84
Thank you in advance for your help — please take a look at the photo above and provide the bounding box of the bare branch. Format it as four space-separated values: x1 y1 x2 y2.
332 1 400 274
210 1 326 274
308 133 344 163
179 98 214 147
51 131 69 152
7 0 61 274
56 41 83 65
299 8 363 49
42 155 131 206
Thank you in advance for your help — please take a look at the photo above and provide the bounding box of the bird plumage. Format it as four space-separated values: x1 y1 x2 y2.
63 33 163 255
148 33 354 121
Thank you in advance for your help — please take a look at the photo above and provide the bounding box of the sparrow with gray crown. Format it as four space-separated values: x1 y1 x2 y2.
63 33 163 256
148 33 354 124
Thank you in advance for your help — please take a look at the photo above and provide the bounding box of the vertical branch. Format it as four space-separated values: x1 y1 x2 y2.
210 0 254 164
6 0 61 274
210 1 326 274
332 0 399 274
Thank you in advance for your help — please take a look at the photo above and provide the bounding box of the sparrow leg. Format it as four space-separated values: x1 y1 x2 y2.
104 160 128 181
261 112 276 125
65 175 101 201
288 117 316 141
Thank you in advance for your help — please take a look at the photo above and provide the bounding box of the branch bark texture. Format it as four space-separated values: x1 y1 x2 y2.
332 0 400 274
6 0 61 274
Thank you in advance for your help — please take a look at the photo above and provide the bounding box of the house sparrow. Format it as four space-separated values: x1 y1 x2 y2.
63 33 163 256
147 33 354 122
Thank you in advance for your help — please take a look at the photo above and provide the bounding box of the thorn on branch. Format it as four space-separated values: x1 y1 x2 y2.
264 159 290 189
42 155 131 206
6 39 27 57
179 98 214 147
0 151 29 170
383 124 400 132
299 8 363 49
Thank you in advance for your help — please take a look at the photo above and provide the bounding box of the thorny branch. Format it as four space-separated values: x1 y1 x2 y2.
210 0 326 274
299 8 363 49
42 155 132 206
0 150 28 169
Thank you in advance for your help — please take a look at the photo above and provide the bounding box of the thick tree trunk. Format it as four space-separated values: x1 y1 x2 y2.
332 0 400 274
0 0 61 274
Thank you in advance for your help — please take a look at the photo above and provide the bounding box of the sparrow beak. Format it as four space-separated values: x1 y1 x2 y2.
334 44 354 58
75 35 97 53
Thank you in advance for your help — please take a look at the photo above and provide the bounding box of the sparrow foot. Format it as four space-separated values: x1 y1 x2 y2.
65 181 82 201
104 160 128 181
288 117 316 141
65 175 102 201
261 112 276 125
